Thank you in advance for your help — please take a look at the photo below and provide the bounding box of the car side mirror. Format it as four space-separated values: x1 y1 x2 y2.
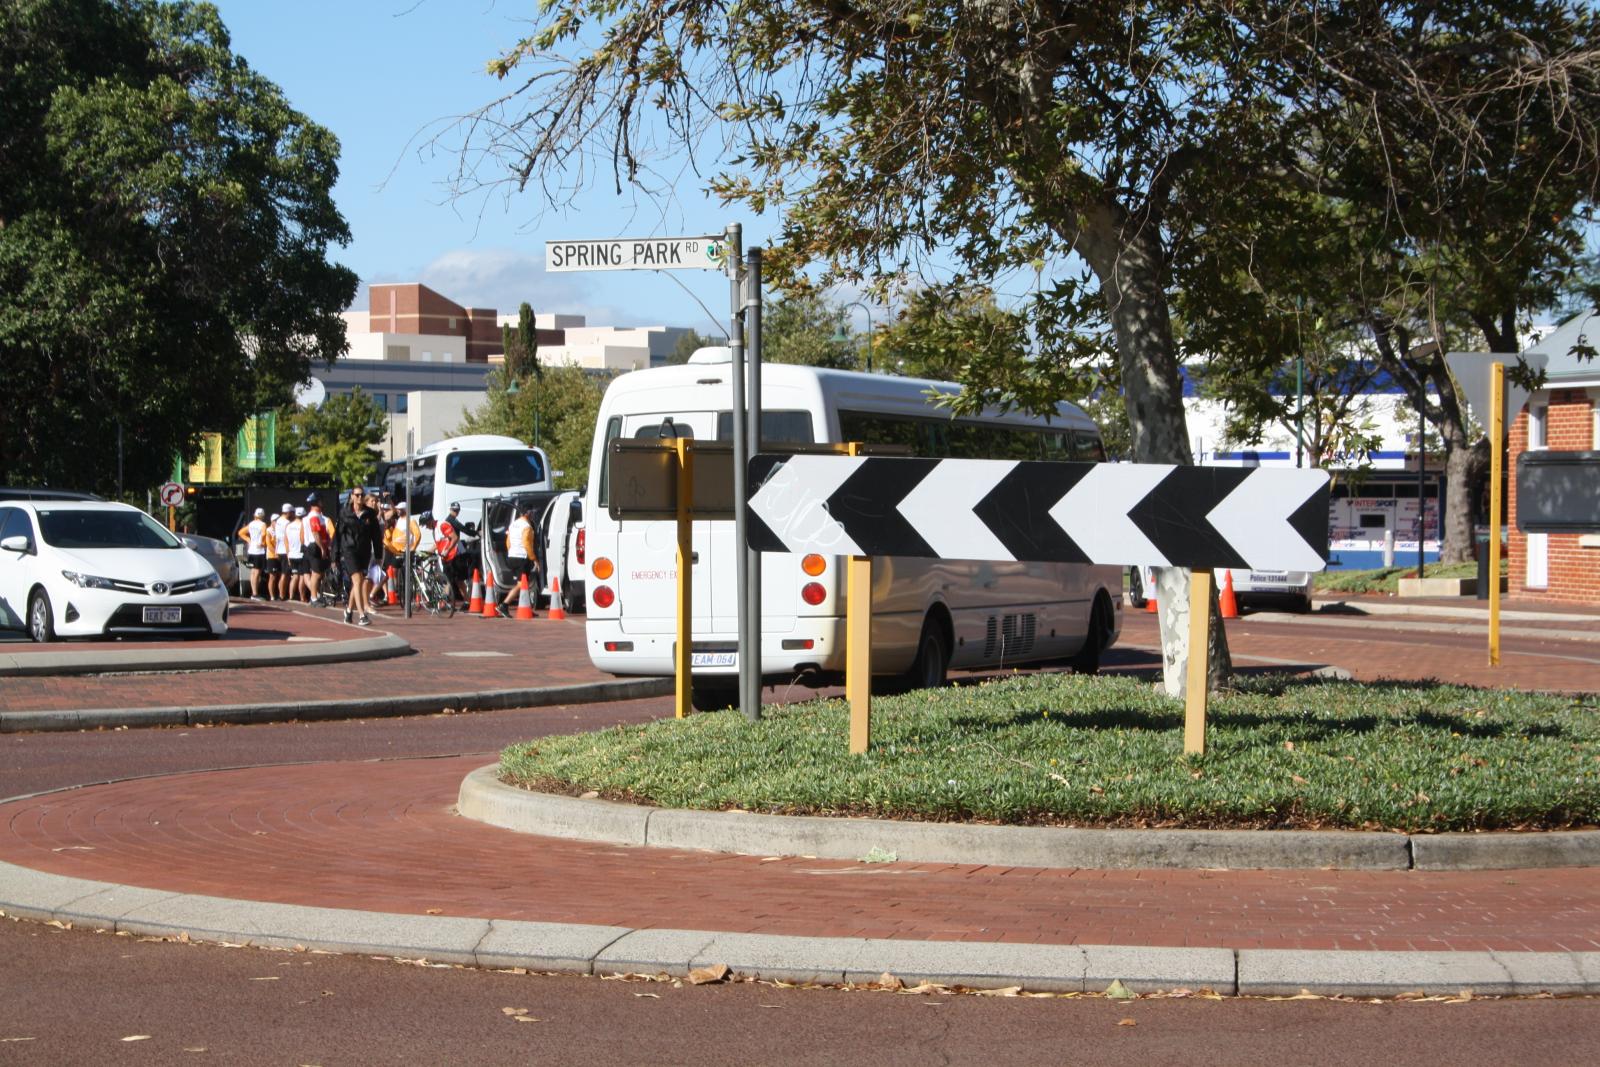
0 534 31 554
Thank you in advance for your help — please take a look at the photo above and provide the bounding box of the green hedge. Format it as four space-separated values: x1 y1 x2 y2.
501 675 1599 832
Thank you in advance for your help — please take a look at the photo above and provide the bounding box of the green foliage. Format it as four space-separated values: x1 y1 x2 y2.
0 0 358 493
669 328 716 364
501 302 540 380
1314 561 1501 596
761 292 857 369
500 674 1600 832
275 388 386 489
458 362 606 490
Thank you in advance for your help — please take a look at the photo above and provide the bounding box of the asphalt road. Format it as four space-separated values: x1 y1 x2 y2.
3 626 1600 1064
4 915 1599 1066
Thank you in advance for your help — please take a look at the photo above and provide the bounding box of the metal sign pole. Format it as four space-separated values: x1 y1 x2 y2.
742 247 764 719
1488 363 1504 666
724 223 758 722
403 430 414 618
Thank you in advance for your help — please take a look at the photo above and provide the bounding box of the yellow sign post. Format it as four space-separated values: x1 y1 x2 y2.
1488 362 1504 667
1184 569 1212 755
845 442 873 754
674 438 695 718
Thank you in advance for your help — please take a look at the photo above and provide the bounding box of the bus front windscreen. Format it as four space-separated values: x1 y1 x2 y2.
446 449 546 488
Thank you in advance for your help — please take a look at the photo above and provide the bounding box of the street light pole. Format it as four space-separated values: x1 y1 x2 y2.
835 301 875 372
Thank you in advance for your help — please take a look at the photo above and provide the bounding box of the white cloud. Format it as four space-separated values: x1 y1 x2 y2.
351 246 624 326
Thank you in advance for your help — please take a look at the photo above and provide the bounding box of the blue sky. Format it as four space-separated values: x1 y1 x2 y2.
212 0 777 333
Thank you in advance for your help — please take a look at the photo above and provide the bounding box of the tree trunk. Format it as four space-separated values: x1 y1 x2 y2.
1075 205 1232 696
1439 426 1483 564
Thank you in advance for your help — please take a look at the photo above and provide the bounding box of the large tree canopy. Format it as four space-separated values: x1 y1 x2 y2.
462 0 1599 690
0 0 357 494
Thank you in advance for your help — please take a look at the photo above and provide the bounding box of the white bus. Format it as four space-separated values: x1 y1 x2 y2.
383 434 552 531
582 351 1123 708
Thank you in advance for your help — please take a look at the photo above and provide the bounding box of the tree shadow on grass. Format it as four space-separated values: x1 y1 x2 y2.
936 703 1572 743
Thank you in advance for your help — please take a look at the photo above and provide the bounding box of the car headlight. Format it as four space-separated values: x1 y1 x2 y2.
193 573 221 590
61 571 118 590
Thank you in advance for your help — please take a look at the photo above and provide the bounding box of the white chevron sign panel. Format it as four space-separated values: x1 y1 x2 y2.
745 455 1330 571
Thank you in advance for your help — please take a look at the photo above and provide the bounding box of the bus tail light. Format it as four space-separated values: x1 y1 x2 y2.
801 553 826 576
592 585 616 609
575 528 585 565
800 582 826 606
592 556 614 580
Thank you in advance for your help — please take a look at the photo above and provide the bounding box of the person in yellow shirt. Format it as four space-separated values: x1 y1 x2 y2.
380 501 422 603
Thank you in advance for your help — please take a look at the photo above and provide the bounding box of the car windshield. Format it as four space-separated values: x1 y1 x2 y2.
37 509 183 550
446 449 545 488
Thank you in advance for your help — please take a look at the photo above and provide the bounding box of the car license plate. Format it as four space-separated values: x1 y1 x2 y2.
142 606 183 623
690 652 735 668
1249 573 1290 583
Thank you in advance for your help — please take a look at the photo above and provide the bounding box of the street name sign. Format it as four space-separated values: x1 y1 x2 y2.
746 455 1330 572
545 236 726 272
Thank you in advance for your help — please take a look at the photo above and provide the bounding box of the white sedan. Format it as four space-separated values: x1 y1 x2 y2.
0 501 229 641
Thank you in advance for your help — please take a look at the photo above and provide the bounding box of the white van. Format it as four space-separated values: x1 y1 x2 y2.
384 434 552 533
582 353 1123 706
538 490 585 614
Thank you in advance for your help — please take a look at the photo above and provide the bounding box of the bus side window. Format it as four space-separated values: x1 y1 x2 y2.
1070 433 1107 462
597 416 623 507
839 410 924 454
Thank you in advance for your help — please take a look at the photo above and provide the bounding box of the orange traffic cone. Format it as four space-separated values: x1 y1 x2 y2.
1219 569 1239 619
1145 595 1158 614
467 569 484 614
481 576 500 618
385 565 399 606
515 574 535 620
547 577 567 621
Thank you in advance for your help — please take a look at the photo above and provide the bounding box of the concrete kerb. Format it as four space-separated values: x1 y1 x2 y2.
0 677 675 734
3 860 1598 997
0 631 412 677
458 765 1600 872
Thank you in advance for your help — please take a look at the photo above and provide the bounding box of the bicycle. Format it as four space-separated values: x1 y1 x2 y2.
413 553 456 617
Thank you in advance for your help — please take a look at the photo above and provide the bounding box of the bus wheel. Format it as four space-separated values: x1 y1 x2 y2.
1069 593 1113 675
905 618 949 692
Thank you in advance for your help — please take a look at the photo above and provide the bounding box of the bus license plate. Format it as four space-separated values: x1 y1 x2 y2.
691 652 735 667
143 606 183 623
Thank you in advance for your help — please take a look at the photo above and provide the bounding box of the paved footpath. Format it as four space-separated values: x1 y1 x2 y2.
4 755 1597 955
4 593 1598 723
2 595 1596 994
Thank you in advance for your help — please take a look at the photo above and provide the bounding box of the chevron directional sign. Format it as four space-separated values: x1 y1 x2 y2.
746 455 1331 571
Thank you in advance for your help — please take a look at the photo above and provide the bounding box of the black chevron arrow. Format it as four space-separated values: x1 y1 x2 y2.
824 457 940 557
974 461 1094 563
1126 466 1253 570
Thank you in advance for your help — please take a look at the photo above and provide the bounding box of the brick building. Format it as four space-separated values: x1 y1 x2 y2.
1501 314 1600 603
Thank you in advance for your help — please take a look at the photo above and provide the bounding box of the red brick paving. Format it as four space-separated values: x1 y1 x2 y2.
0 601 355 654
0 602 602 713
3 600 1595 718
2 756 1597 952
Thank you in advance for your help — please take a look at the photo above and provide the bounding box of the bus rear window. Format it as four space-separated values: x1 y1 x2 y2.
716 410 815 445
446 450 546 488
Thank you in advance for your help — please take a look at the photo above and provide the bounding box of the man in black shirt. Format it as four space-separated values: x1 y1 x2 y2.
337 487 382 626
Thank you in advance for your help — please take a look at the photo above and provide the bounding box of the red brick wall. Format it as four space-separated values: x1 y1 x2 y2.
1507 389 1600 603
367 284 487 345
